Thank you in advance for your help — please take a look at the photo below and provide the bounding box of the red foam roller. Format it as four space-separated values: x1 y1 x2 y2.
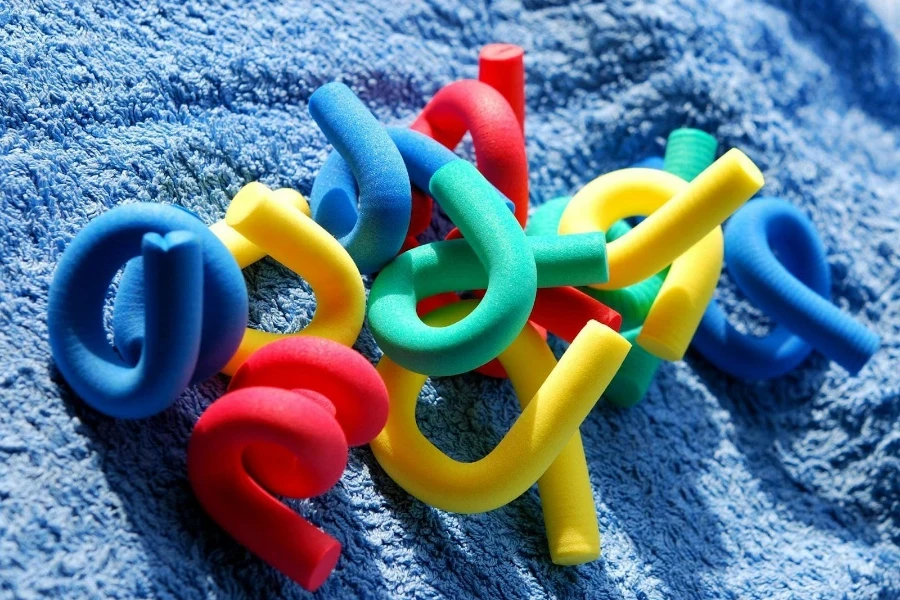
410 79 528 226
229 337 389 447
478 43 526 132
404 188 434 244
188 387 348 592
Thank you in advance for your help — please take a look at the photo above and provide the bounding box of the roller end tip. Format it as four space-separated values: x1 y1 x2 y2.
724 148 765 192
479 43 525 64
225 184 272 229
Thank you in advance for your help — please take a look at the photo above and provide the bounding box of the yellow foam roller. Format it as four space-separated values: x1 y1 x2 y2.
210 183 311 268
559 149 763 290
214 183 365 375
559 149 764 360
371 300 630 565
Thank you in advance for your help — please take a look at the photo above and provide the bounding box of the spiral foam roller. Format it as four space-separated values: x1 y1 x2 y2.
694 197 880 377
50 203 247 419
217 183 366 374
188 337 388 591
368 160 540 376
307 82 411 274
368 227 608 375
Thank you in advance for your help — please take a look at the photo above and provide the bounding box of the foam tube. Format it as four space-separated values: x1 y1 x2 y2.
315 127 517 241
368 227 608 375
477 43 526 132
409 79 528 227
49 203 247 418
188 387 349 592
559 150 763 360
529 198 666 332
307 82 411 274
402 44 526 245
559 149 764 290
695 197 880 376
218 183 366 375
228 337 389 448
208 185 311 268
368 160 538 376
603 327 662 408
371 300 631 563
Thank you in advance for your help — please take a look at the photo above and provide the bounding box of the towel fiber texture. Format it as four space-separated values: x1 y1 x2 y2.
1 0 899 598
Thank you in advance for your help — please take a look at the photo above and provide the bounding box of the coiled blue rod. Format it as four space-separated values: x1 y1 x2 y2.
313 127 515 235
49 203 247 418
693 197 879 378
308 82 412 274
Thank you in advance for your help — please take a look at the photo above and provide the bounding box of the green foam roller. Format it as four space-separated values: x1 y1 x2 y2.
663 128 718 183
603 327 662 408
530 200 666 331
369 161 609 377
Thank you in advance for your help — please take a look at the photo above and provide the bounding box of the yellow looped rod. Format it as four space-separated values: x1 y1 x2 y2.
212 182 366 375
371 300 630 565
558 149 764 360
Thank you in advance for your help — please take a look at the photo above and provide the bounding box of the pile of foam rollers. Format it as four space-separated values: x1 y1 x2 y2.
47 44 881 591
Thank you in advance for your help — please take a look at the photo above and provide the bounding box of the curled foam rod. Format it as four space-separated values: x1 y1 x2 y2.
694 197 879 377
409 79 528 226
371 300 630 564
313 127 516 252
414 286 623 380
404 44 527 243
217 182 366 375
208 185 311 267
188 387 348 592
529 196 666 332
559 149 764 360
368 159 540 376
307 82 411 274
188 337 389 592
368 196 608 375
52 203 247 419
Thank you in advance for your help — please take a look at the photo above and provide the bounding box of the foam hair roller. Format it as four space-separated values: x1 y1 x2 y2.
693 197 880 377
307 82 411 274
560 149 763 360
476 43 526 132
529 197 666 332
229 337 389 447
403 44 527 244
371 300 631 564
528 201 664 407
477 286 621 380
369 228 608 376
113 187 306 379
216 183 366 374
188 337 388 592
409 78 528 226
560 148 762 290
49 203 247 419
315 127 516 248
416 287 622 379
603 327 662 408
368 159 540 376
208 185 311 267
188 388 348 592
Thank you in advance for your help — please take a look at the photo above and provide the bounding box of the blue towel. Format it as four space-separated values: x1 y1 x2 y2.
1 0 898 597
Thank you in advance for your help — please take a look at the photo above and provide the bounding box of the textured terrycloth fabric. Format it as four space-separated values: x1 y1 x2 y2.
1 0 899 598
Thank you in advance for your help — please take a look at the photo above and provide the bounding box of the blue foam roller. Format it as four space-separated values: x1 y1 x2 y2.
114 207 248 386
313 127 516 236
387 128 516 214
693 197 880 378
49 203 248 418
308 82 412 274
